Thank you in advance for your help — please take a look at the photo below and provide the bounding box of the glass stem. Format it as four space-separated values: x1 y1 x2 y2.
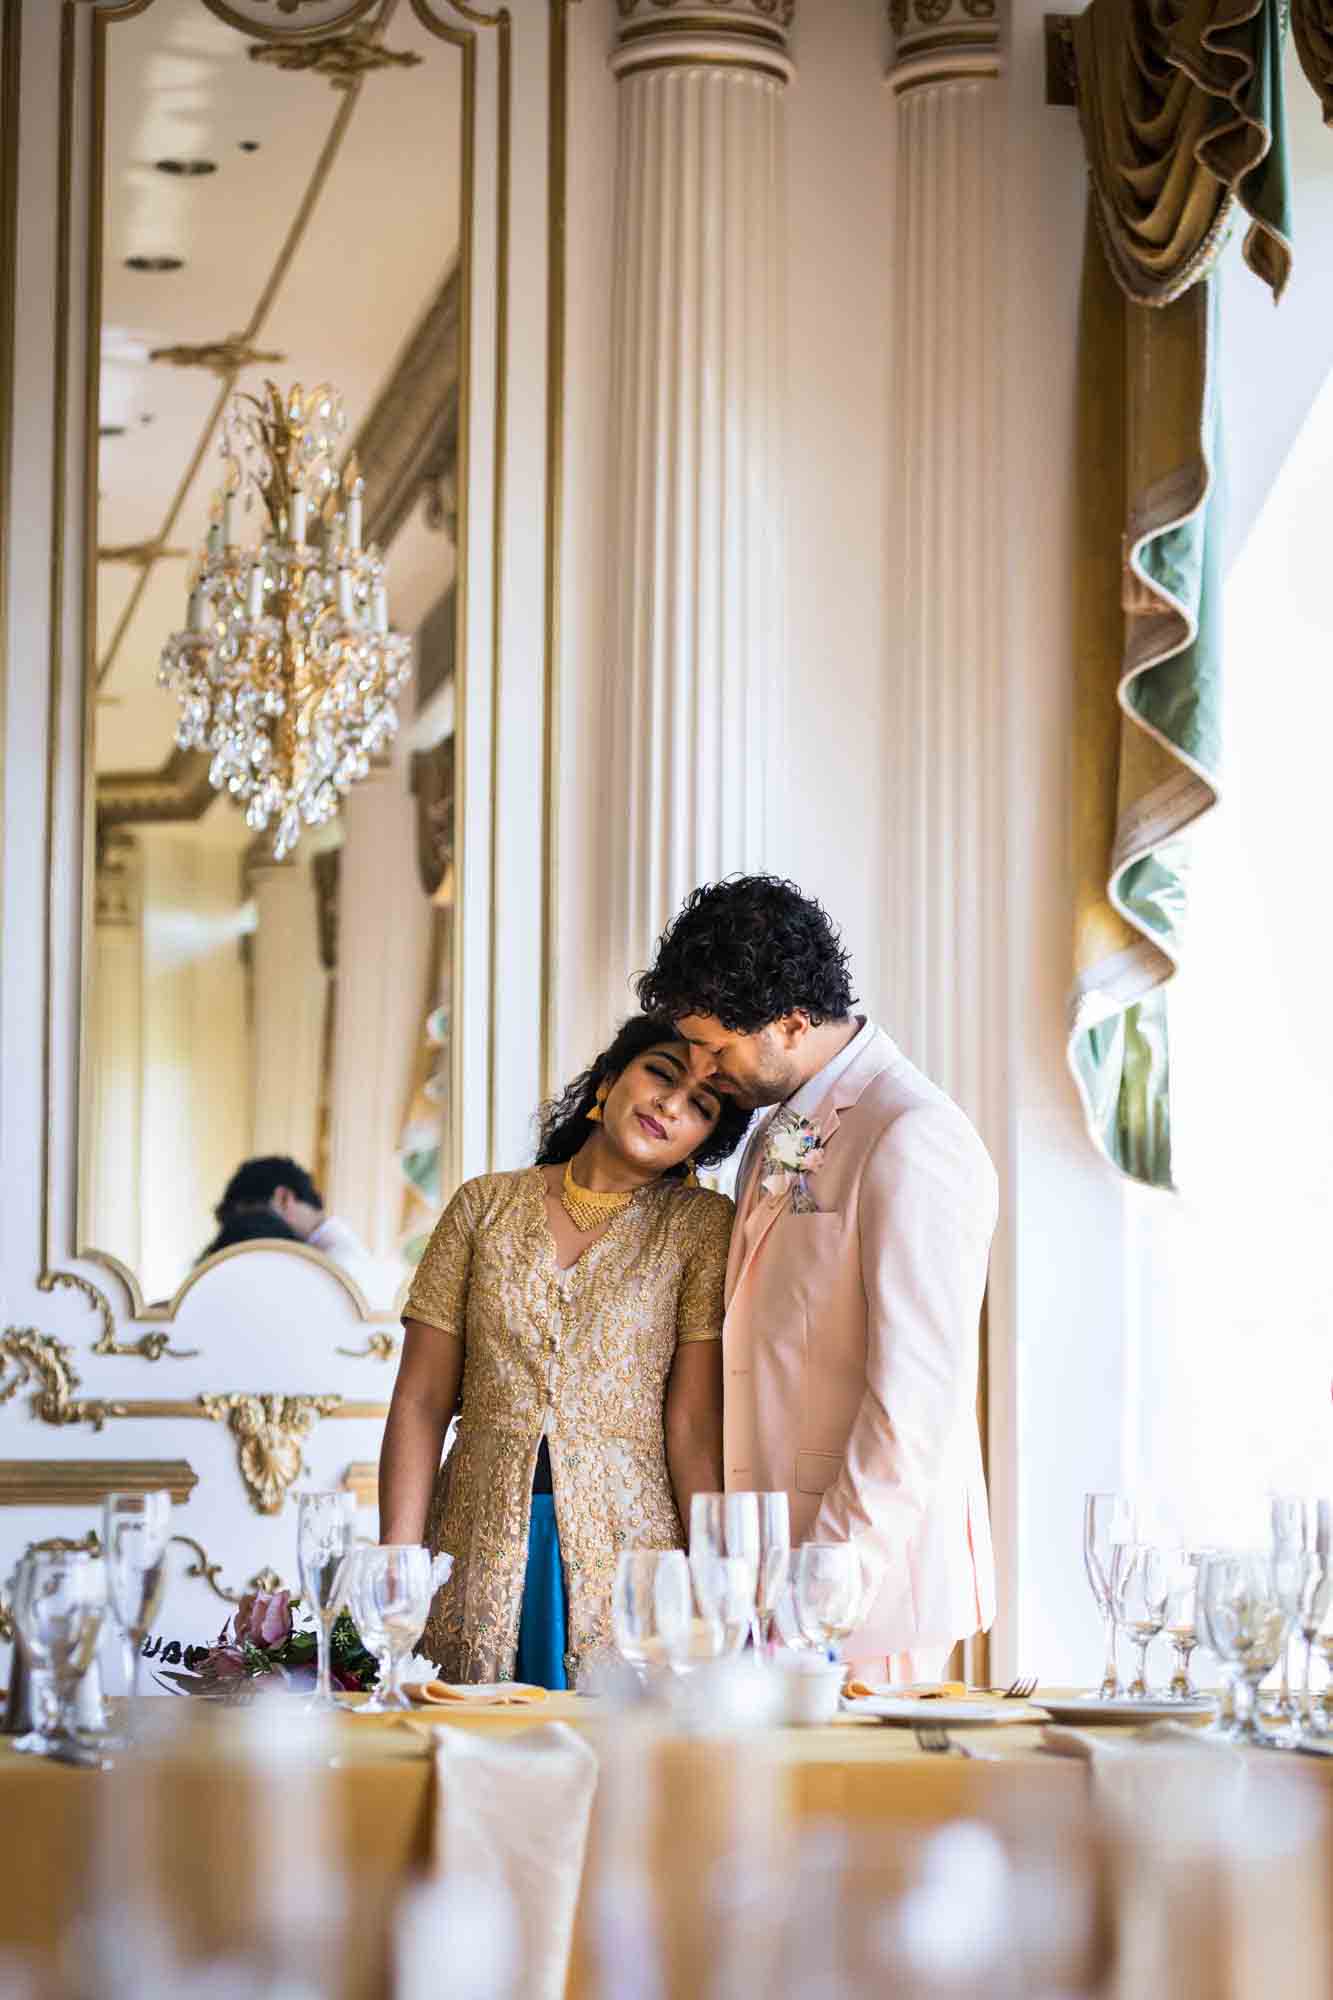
315 1615 333 1705
1278 1635 1293 1712
126 1631 142 1703
1233 1673 1259 1740
1132 1637 1150 1697
1301 1635 1315 1724
1100 1609 1119 1696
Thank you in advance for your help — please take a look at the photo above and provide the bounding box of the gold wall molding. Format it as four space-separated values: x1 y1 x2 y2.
351 267 460 554
0 1460 198 1505
341 1459 377 1507
335 1331 400 1362
38 1268 198 1363
98 539 188 566
149 335 287 376
249 29 424 90
172 1532 288 1606
199 1392 343 1514
611 0 795 80
887 0 1005 91
96 746 215 829
0 1329 385 1513
202 0 381 40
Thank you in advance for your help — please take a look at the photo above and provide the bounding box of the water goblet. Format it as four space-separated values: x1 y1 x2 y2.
350 1546 451 1712
1083 1492 1134 1698
612 1549 692 1682
103 1489 172 1710
296 1490 356 1711
1162 1547 1205 1699
1109 1542 1167 1698
1198 1550 1289 1746
11 1548 109 1765
793 1543 864 1658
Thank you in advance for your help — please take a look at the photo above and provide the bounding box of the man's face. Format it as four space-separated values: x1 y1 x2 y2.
271 1186 324 1240
676 1013 808 1110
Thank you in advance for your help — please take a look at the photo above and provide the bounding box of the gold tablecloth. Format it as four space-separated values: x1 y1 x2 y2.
1 1696 1327 1997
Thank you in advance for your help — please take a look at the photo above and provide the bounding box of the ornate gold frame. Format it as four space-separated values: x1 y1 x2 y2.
39 0 558 1329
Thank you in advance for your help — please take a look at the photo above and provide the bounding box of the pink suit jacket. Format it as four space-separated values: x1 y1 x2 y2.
722 1028 998 1659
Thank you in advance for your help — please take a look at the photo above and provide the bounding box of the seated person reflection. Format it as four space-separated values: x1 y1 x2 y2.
208 1156 380 1292
198 1209 301 1262
378 1015 751 1689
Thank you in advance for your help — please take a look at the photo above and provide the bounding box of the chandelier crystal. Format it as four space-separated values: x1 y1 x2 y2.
159 380 413 861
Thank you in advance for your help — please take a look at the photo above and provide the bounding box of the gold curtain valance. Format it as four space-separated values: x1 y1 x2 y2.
1293 0 1333 123
1073 0 1291 305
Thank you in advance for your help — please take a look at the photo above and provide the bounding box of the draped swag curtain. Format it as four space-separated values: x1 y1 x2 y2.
1067 0 1292 1187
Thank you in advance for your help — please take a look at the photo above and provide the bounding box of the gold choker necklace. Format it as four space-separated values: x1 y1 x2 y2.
560 1158 639 1233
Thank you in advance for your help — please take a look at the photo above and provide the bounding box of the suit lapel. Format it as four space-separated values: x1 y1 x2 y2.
725 1029 903 1310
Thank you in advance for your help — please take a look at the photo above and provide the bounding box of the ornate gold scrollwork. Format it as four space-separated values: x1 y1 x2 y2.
39 1270 198 1363
200 1393 344 1515
171 1534 289 1607
0 1327 119 1429
149 336 287 377
248 30 424 88
335 1332 400 1362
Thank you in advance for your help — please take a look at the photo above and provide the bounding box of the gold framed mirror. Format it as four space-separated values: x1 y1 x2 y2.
66 0 505 1320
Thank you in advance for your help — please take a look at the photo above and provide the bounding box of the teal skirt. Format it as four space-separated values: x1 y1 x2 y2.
514 1492 569 1690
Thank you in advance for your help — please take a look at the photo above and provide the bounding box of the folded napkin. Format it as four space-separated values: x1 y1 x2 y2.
843 1679 969 1700
431 1720 598 2000
404 1679 549 1707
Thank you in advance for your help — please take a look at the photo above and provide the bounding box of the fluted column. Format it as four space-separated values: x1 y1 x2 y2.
887 0 1006 1150
886 0 1009 1678
606 1 793 998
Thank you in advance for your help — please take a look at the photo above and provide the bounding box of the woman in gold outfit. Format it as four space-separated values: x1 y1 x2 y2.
378 1015 750 1688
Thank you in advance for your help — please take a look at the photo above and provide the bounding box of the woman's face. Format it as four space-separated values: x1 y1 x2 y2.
600 1042 723 1175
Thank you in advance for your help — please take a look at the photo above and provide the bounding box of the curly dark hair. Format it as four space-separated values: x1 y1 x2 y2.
535 1014 751 1175
635 876 856 1032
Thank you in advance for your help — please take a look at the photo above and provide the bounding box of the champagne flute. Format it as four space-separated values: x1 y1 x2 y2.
1110 1542 1167 1698
745 1492 791 1653
11 1549 109 1765
1296 1535 1333 1732
1083 1492 1134 1698
1268 1495 1308 1721
690 1493 760 1613
1162 1547 1205 1699
793 1543 863 1658
296 1490 356 1711
688 1553 752 1659
612 1550 692 1681
103 1490 172 1710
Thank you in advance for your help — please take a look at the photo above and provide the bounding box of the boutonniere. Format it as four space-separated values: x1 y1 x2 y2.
760 1111 827 1214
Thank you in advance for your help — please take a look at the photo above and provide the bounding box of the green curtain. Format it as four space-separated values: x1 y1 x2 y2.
1067 0 1291 1187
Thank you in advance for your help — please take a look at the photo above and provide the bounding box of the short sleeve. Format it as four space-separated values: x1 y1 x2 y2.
402 1182 477 1339
675 1193 734 1345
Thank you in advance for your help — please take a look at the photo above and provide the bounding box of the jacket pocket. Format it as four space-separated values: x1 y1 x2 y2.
794 1449 842 1496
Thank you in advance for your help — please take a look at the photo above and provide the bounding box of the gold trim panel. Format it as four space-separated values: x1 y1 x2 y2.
39 1268 198 1361
341 1458 377 1506
612 50 791 80
0 1459 198 1505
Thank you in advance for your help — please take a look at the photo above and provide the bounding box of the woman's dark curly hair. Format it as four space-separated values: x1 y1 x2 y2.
635 875 856 1032
535 1014 751 1176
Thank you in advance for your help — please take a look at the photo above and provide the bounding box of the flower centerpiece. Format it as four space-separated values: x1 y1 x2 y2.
160 1588 379 1702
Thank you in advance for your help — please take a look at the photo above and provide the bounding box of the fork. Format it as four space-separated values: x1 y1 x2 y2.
913 1724 970 1757
993 1675 1037 1700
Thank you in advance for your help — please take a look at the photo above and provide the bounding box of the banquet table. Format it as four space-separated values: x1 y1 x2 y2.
0 1694 1328 1997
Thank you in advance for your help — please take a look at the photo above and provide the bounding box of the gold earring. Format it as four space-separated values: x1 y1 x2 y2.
588 1082 609 1125
684 1163 699 1188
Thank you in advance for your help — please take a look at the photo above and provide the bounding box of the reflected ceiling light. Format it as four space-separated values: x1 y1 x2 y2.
154 158 217 176
159 380 413 862
125 254 184 273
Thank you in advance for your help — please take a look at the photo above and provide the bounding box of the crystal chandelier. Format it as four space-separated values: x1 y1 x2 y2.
159 381 413 861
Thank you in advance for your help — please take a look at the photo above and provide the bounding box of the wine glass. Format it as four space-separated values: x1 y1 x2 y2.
688 1553 752 1659
1161 1547 1205 1699
103 1489 172 1710
1083 1492 1134 1698
11 1548 109 1765
690 1494 760 1618
746 1492 791 1653
1296 1535 1333 1733
1198 1550 1290 1745
1268 1496 1309 1721
1109 1542 1167 1698
611 1550 692 1681
296 1490 356 1711
793 1543 863 1657
346 1546 451 1713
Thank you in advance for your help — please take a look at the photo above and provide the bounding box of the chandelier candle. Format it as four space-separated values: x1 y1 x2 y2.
159 381 413 861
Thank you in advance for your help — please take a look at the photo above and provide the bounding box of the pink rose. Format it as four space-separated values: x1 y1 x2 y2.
233 1588 293 1650
210 1646 248 1681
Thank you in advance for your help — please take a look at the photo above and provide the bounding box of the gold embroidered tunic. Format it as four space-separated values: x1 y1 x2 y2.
403 1166 733 1683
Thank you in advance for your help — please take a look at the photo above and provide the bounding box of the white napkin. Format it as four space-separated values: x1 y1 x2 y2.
431 1721 598 2000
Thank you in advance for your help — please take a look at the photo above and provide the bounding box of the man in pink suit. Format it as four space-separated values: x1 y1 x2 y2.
638 876 997 1683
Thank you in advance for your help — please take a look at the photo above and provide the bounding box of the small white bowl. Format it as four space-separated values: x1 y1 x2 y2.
772 1653 845 1727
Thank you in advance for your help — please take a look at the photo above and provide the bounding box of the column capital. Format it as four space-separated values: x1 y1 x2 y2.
611 1 795 85
887 0 1005 94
